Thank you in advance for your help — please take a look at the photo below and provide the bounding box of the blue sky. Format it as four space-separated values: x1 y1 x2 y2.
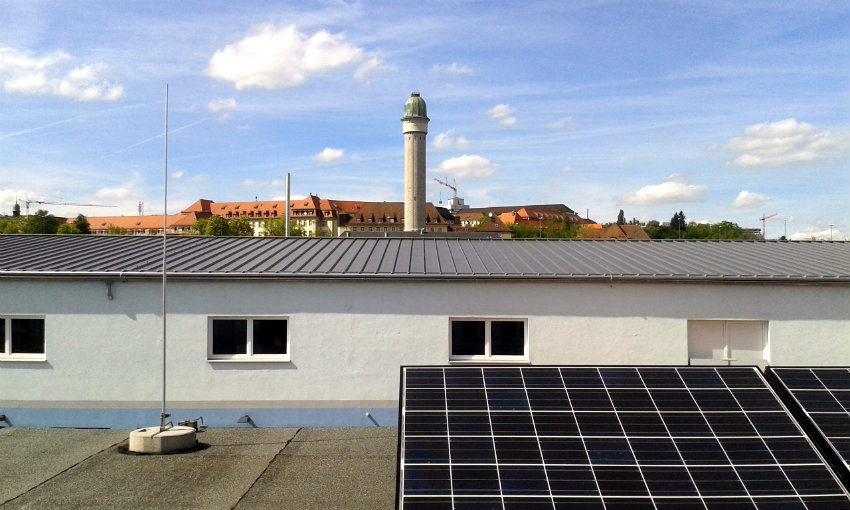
1 1 847 239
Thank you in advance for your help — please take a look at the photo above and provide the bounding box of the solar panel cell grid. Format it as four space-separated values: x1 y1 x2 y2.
769 367 850 484
399 366 850 509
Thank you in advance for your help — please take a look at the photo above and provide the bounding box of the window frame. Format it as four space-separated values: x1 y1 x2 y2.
207 316 290 362
449 317 528 363
0 315 47 361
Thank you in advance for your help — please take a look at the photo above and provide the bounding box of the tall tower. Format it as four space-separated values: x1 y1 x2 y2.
402 92 429 231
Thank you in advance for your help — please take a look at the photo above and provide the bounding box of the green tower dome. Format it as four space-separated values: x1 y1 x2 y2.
403 92 428 119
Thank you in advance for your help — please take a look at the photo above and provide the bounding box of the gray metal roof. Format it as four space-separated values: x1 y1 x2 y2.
0 235 848 283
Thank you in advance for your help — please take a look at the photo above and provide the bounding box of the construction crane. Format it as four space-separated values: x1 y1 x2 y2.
759 213 778 239
433 177 459 212
24 197 117 216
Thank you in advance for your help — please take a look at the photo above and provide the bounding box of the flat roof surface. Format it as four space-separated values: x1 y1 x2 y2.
0 426 397 510
1 235 848 283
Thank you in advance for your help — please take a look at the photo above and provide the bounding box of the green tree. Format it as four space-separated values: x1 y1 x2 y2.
194 215 229 236
617 209 625 225
543 215 579 238
57 223 81 234
57 215 90 235
507 215 578 239
507 222 543 238
644 217 757 240
670 211 686 238
262 218 305 237
193 218 210 234
23 210 60 234
0 216 25 234
228 215 254 236
73 214 90 234
106 224 130 235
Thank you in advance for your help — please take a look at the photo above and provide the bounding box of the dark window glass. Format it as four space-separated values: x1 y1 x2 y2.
11 318 45 354
451 321 485 355
0 318 4 351
253 319 287 354
212 319 247 355
491 320 524 355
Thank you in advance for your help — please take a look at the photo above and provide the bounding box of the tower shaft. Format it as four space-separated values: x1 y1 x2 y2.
403 129 427 231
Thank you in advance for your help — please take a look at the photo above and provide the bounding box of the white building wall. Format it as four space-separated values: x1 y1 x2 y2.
1 278 848 426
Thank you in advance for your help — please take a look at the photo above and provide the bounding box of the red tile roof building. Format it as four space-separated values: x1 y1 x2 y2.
80 197 448 236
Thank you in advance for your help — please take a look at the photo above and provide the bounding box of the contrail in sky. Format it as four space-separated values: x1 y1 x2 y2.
0 114 87 141
97 116 212 162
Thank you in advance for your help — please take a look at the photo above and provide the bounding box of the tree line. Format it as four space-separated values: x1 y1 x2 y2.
505 210 757 240
0 211 306 236
0 210 90 234
642 211 757 240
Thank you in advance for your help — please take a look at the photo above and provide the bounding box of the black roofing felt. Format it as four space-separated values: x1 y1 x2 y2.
0 235 848 282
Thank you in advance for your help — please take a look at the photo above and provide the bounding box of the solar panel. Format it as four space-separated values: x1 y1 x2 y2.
397 366 850 509
768 367 850 489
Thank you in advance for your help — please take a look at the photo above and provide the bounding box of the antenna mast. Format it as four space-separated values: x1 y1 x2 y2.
160 84 169 430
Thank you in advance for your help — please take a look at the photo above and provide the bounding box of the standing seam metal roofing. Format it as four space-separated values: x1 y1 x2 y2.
0 235 848 282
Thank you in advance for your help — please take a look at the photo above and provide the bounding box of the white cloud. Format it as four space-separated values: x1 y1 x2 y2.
732 190 770 209
205 24 364 90
487 104 517 127
436 155 498 179
790 226 844 241
431 62 473 75
353 55 395 82
499 116 517 127
0 189 29 212
545 117 577 130
314 147 344 162
172 171 184 180
719 118 850 168
621 175 708 206
432 130 469 150
0 48 124 101
95 188 132 199
184 174 208 185
242 179 284 188
207 98 238 113
271 194 306 201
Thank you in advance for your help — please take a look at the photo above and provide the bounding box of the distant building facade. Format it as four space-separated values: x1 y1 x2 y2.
79 197 449 237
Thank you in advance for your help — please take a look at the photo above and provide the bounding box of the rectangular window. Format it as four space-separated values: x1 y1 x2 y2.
1 316 46 360
209 317 289 361
688 320 768 366
450 318 527 362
